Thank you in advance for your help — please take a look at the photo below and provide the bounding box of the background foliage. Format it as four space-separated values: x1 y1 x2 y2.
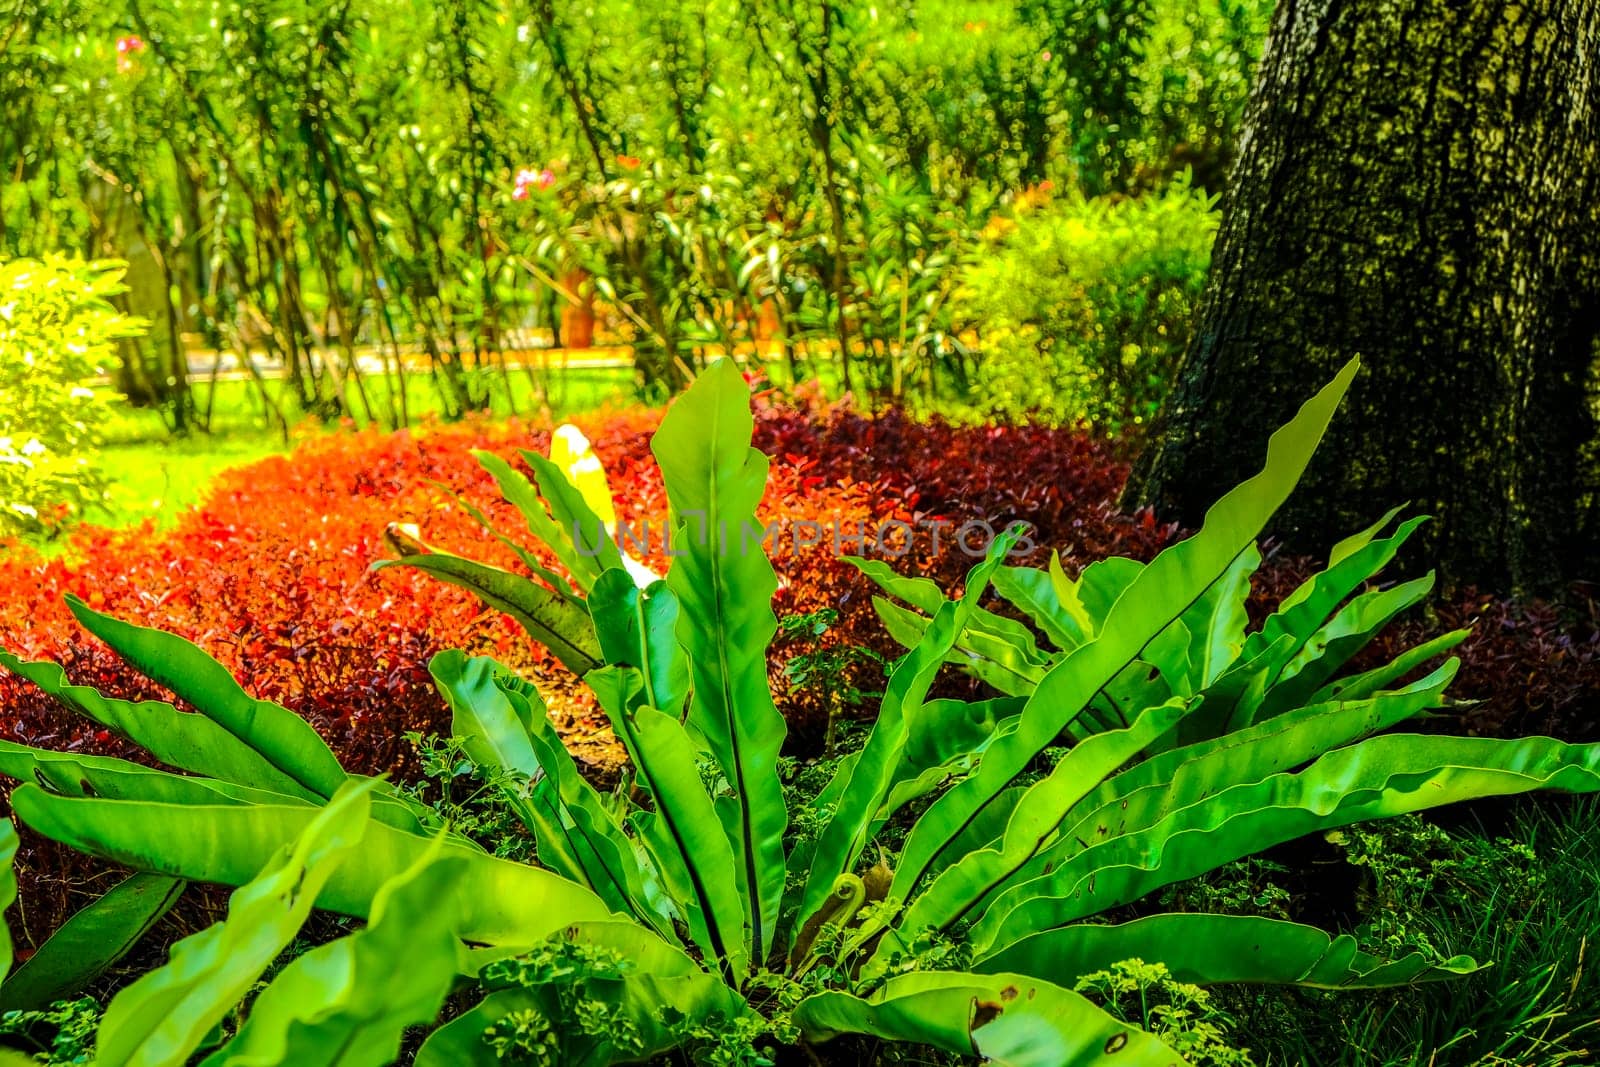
1 0 1270 426
0 258 144 538
958 179 1217 430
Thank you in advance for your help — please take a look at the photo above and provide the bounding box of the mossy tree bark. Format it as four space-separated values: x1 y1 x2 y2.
1126 0 1600 594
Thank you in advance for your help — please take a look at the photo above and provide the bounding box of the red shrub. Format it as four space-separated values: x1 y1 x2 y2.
0 400 1146 938
0 391 1593 944
1247 548 1600 744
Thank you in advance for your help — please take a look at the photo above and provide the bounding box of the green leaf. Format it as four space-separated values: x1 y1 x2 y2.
587 570 688 717
429 650 591 887
482 661 670 936
374 545 602 676
1326 504 1407 569
1179 515 1429 742
471 449 591 593
794 538 1016 944
1046 551 1094 637
1162 544 1260 695
95 780 377 1067
0 652 321 801
869 595 1050 699
629 706 748 983
851 564 946 614
431 478 580 601
10 785 617 946
992 564 1087 650
792 970 1189 1066
0 738 433 838
0 873 185 1013
901 697 1188 935
1311 629 1470 704
976 678 1445 927
1032 663 1460 894
0 739 307 808
887 358 1362 906
0 820 16 979
975 732 1600 952
430 649 542 782
1254 573 1437 721
200 838 467 1067
1070 556 1146 632
651 358 787 963
902 696 1026 778
975 913 1483 989
856 559 1053 695
65 597 346 801
524 450 625 577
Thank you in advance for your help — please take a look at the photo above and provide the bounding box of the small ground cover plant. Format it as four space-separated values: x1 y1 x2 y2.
1197 798 1600 1065
2 359 1599 1064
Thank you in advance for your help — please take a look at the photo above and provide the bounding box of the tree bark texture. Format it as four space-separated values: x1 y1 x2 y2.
1127 0 1600 594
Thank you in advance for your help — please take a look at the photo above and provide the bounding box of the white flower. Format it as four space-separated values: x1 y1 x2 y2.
21 438 46 457
553 425 604 476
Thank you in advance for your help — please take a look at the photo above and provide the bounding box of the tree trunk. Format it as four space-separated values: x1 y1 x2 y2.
1126 0 1600 594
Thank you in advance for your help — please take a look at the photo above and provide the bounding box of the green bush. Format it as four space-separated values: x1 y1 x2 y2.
0 257 143 537
961 180 1217 432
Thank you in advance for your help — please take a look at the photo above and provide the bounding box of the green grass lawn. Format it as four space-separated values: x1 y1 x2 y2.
85 365 639 532
99 364 638 443
94 434 294 529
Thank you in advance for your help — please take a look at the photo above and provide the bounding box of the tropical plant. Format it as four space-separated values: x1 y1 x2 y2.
0 994 104 1066
859 474 1457 751
5 359 1600 1065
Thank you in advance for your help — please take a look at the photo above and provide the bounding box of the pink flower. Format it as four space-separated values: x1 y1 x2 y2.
116 35 144 74
512 167 555 200
1041 50 1052 62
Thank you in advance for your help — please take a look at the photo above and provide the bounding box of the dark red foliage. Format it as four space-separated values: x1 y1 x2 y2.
1248 547 1600 744
749 395 1177 739
1424 590 1600 740
0 400 1154 938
